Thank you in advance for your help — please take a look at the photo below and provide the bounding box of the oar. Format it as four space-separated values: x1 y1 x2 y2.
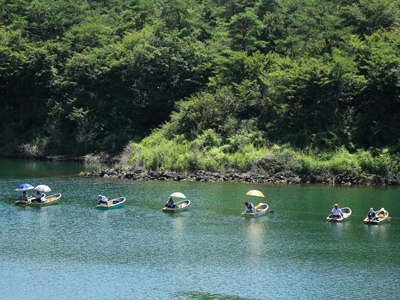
323 215 332 225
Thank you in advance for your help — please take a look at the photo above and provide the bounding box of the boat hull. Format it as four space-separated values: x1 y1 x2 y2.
96 197 126 209
162 200 191 212
15 194 61 206
241 203 269 217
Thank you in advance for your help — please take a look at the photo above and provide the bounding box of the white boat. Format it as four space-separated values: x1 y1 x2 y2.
241 203 269 217
162 200 191 212
364 207 389 224
326 207 352 222
15 193 61 206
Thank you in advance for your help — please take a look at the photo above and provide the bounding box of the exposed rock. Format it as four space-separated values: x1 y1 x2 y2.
77 166 400 186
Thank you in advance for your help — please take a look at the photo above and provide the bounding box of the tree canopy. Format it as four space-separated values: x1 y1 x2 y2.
1 0 400 158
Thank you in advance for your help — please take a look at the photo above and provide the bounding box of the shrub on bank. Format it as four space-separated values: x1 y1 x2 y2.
127 134 400 178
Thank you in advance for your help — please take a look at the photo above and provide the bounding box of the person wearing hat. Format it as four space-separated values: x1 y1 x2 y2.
367 208 376 220
329 204 343 218
98 194 109 206
245 201 257 214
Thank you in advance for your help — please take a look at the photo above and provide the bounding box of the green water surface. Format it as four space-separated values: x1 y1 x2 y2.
1 159 400 299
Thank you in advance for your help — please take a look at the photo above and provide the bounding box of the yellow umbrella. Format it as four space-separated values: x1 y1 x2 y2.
246 190 265 197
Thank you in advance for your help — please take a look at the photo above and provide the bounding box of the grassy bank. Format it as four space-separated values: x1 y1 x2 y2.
123 130 400 180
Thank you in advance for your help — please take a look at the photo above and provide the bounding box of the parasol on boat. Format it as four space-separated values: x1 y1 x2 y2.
246 190 265 197
15 183 34 191
35 185 51 193
169 192 186 199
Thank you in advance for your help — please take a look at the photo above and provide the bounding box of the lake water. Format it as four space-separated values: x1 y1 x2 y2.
1 159 400 299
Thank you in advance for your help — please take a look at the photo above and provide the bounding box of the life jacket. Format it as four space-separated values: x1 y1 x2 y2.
247 203 253 209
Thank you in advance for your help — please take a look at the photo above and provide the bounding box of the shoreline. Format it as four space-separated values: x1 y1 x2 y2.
10 155 399 186
79 167 400 186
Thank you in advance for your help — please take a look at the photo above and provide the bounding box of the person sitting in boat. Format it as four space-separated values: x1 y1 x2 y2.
367 208 376 220
245 201 257 214
165 196 175 208
33 190 43 203
21 191 28 202
98 194 109 206
329 204 343 218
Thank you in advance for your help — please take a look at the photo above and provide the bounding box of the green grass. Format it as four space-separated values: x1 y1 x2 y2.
127 132 400 178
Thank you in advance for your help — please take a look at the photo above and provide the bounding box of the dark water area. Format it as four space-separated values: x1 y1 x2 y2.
1 159 400 299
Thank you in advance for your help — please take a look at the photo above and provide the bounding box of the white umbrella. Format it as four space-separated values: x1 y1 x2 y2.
35 185 51 193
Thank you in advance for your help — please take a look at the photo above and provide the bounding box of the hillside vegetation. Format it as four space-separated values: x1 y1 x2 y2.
2 0 400 178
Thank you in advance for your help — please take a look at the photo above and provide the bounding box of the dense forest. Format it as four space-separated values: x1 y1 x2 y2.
2 0 400 177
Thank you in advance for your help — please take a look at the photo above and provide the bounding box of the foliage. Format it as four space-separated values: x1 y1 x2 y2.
130 134 400 177
1 0 400 171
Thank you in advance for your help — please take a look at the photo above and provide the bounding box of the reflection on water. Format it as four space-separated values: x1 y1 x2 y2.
244 218 266 258
364 223 390 239
172 215 184 234
171 214 185 259
0 158 99 177
325 220 352 235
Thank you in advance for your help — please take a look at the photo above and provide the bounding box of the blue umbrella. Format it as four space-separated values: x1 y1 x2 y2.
16 183 34 191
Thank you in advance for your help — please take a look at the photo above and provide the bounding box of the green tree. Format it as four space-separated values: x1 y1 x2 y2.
226 7 263 52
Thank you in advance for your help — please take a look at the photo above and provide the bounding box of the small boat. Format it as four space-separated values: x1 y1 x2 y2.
241 203 269 217
96 197 126 209
162 200 191 212
326 207 352 222
364 207 389 224
15 194 61 206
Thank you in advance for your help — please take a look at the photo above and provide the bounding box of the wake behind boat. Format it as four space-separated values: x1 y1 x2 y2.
364 207 389 224
96 197 126 209
327 207 352 222
241 203 269 217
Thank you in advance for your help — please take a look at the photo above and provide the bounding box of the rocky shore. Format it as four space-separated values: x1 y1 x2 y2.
79 167 400 185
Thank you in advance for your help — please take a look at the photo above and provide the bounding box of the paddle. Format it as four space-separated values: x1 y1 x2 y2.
93 203 109 209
